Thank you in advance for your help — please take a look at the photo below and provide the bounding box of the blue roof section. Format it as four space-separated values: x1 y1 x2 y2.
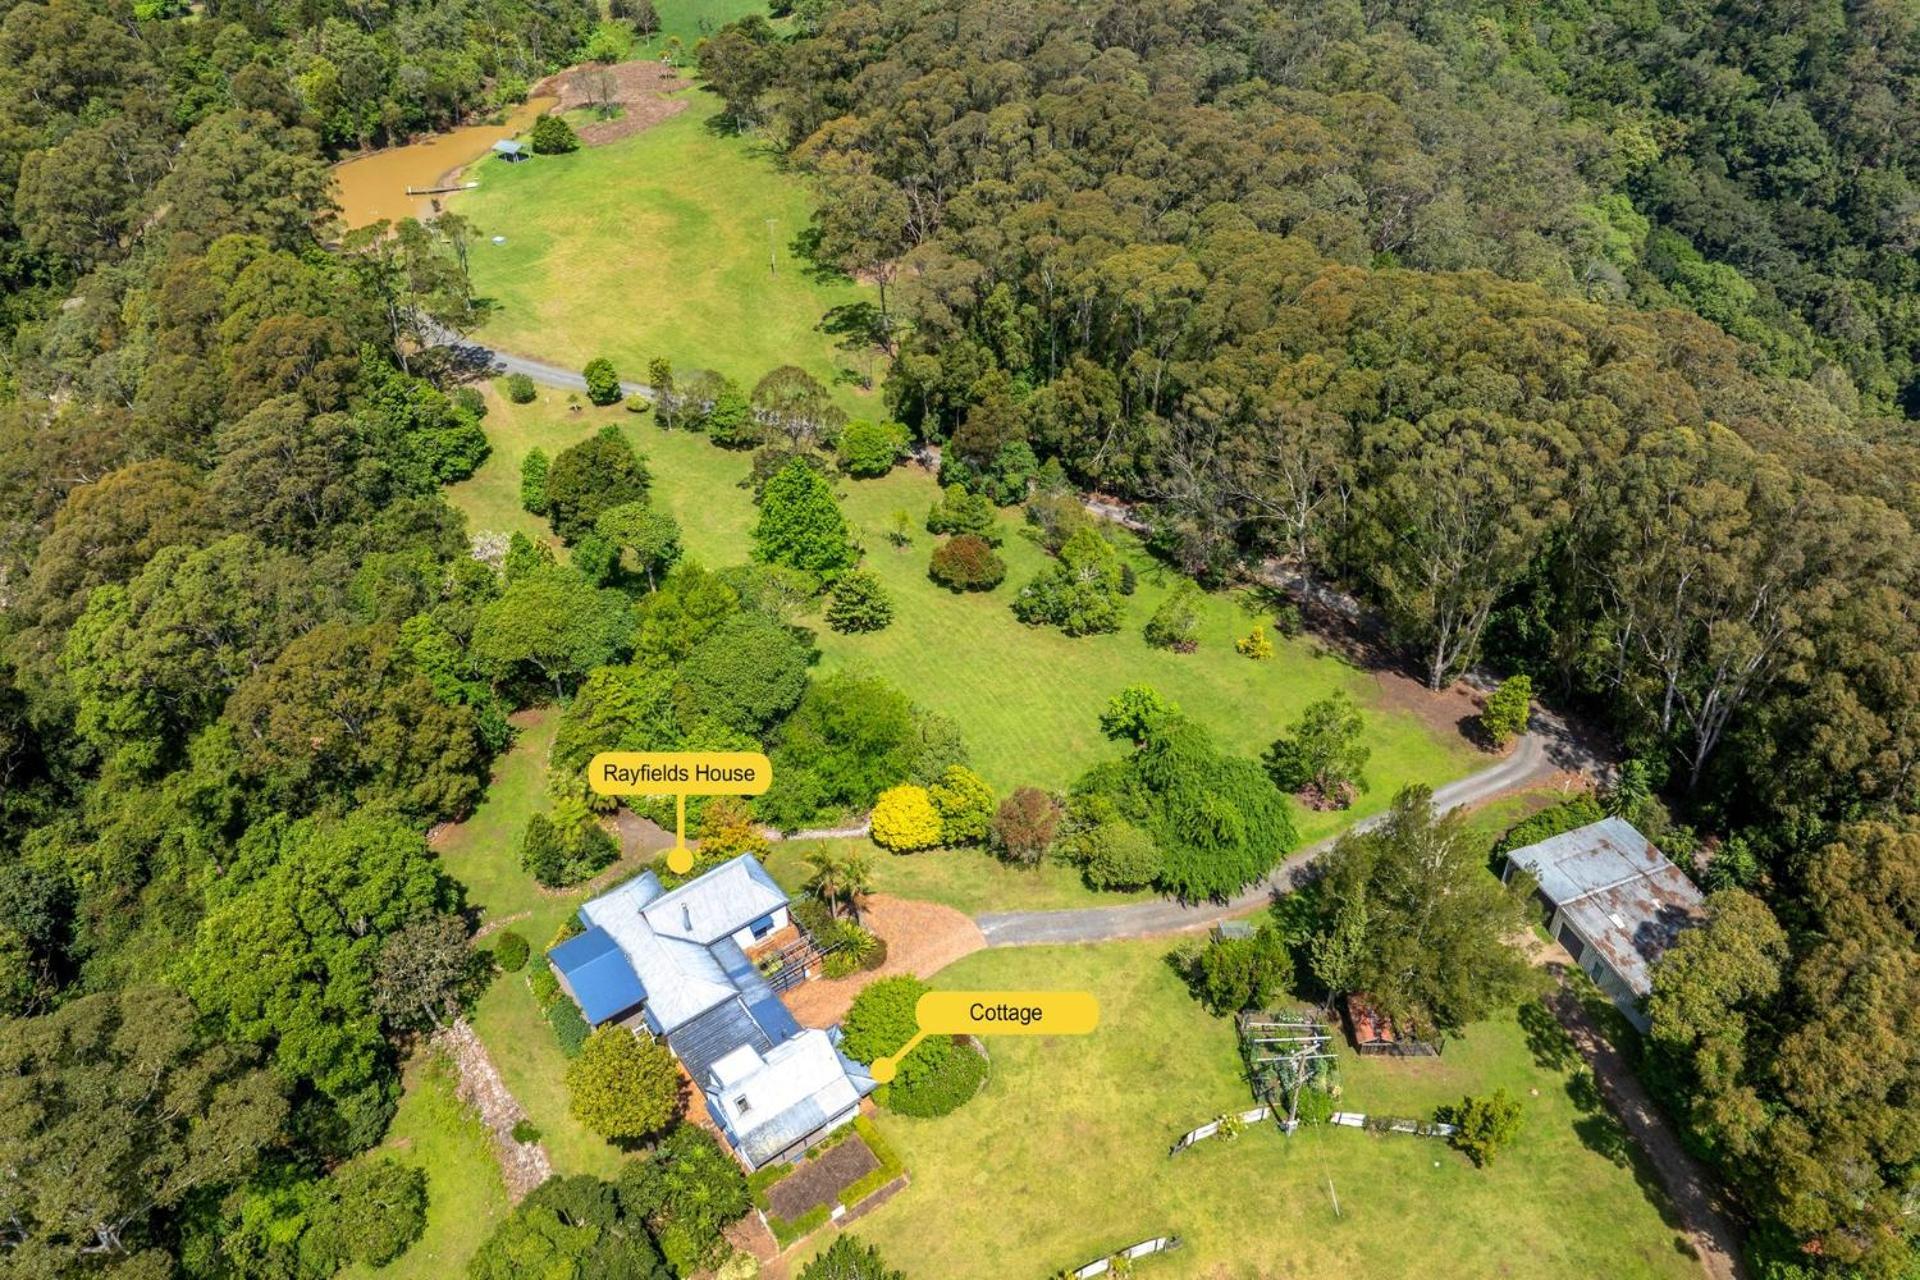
709 936 804 1045
549 926 647 1024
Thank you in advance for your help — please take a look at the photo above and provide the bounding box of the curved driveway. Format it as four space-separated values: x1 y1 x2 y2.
432 330 1599 945
976 711 1593 946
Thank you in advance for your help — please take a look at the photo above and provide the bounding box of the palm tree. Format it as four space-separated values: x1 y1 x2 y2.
804 847 848 919
840 848 875 923
805 844 876 921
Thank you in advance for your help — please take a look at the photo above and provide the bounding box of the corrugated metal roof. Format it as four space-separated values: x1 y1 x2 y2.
642 856 787 944
722 1030 875 1166
669 998 775 1085
1506 817 1706 996
548 927 646 1024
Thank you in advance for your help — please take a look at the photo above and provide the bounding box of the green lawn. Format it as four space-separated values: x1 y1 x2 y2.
435 708 571 933
764 835 1159 917
448 393 1484 910
813 467 1480 810
643 0 771 48
452 390 754 562
342 1055 509 1280
429 708 641 1183
453 394 1481 800
457 90 876 400
792 944 1698 1280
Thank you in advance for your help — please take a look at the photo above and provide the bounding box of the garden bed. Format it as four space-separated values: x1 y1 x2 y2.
751 1117 907 1247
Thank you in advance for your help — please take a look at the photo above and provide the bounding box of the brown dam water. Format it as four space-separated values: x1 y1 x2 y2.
331 96 558 229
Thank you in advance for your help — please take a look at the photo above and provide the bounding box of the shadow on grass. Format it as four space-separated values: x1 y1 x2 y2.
791 224 856 286
1528 991 1690 1233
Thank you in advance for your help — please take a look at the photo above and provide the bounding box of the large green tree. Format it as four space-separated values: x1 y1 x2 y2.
0 989 287 1273
1310 787 1532 1040
1649 823 1920 1276
751 460 857 578
223 620 486 821
185 813 455 1120
471 565 635 696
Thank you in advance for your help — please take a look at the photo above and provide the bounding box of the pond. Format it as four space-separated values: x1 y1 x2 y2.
331 96 558 230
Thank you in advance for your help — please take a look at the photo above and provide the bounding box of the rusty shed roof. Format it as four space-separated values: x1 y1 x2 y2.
1506 817 1706 996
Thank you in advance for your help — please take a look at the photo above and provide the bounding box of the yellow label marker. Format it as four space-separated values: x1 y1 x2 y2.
869 991 1100 1083
587 752 773 875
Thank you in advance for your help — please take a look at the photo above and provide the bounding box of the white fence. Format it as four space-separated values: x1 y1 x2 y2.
1168 1106 1273 1154
1330 1112 1457 1137
1069 1235 1181 1278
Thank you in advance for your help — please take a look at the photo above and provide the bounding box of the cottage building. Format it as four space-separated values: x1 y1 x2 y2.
548 854 875 1167
1502 816 1705 1031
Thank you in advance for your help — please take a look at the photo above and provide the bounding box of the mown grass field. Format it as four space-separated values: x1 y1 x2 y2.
639 0 771 48
451 392 1483 910
790 943 1698 1280
763 834 1158 916
457 91 876 399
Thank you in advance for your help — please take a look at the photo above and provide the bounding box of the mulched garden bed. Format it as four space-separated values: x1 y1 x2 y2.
764 1133 878 1221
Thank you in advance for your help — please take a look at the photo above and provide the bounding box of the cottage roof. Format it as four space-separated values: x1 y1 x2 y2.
716 1029 876 1167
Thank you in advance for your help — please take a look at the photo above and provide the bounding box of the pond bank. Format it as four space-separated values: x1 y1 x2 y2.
331 95 557 229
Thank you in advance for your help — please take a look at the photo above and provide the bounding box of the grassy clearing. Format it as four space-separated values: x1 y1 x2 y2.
641 0 771 48
435 708 568 932
816 467 1480 806
448 394 1483 909
452 395 1481 798
791 943 1697 1280
457 91 875 400
342 1055 508 1280
429 708 637 1185
763 835 1158 917
451 389 754 561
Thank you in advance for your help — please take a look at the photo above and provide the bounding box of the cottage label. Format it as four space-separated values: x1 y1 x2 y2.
869 990 1100 1083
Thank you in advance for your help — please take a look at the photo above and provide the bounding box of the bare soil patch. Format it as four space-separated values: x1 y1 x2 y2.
765 1136 879 1221
782 894 986 1028
532 61 691 145
727 1214 785 1278
1365 663 1492 754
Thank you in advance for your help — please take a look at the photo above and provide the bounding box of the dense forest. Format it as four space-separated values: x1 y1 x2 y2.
0 1 602 1277
699 1 1920 1275
3 0 1919 1278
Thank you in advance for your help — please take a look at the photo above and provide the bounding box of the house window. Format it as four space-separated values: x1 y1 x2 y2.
733 1094 752 1115
749 914 776 939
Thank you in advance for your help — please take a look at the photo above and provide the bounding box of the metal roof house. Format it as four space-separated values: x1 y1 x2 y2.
492 139 528 161
548 854 876 1167
1502 816 1706 1031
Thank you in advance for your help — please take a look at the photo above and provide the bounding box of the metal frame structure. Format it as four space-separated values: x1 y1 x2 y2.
1237 1012 1335 1132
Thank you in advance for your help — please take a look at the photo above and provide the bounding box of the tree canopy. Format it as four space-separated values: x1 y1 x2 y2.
1310 788 1532 1041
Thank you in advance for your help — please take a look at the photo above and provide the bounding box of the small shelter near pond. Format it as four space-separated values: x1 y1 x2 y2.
1502 816 1705 1032
492 139 528 162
